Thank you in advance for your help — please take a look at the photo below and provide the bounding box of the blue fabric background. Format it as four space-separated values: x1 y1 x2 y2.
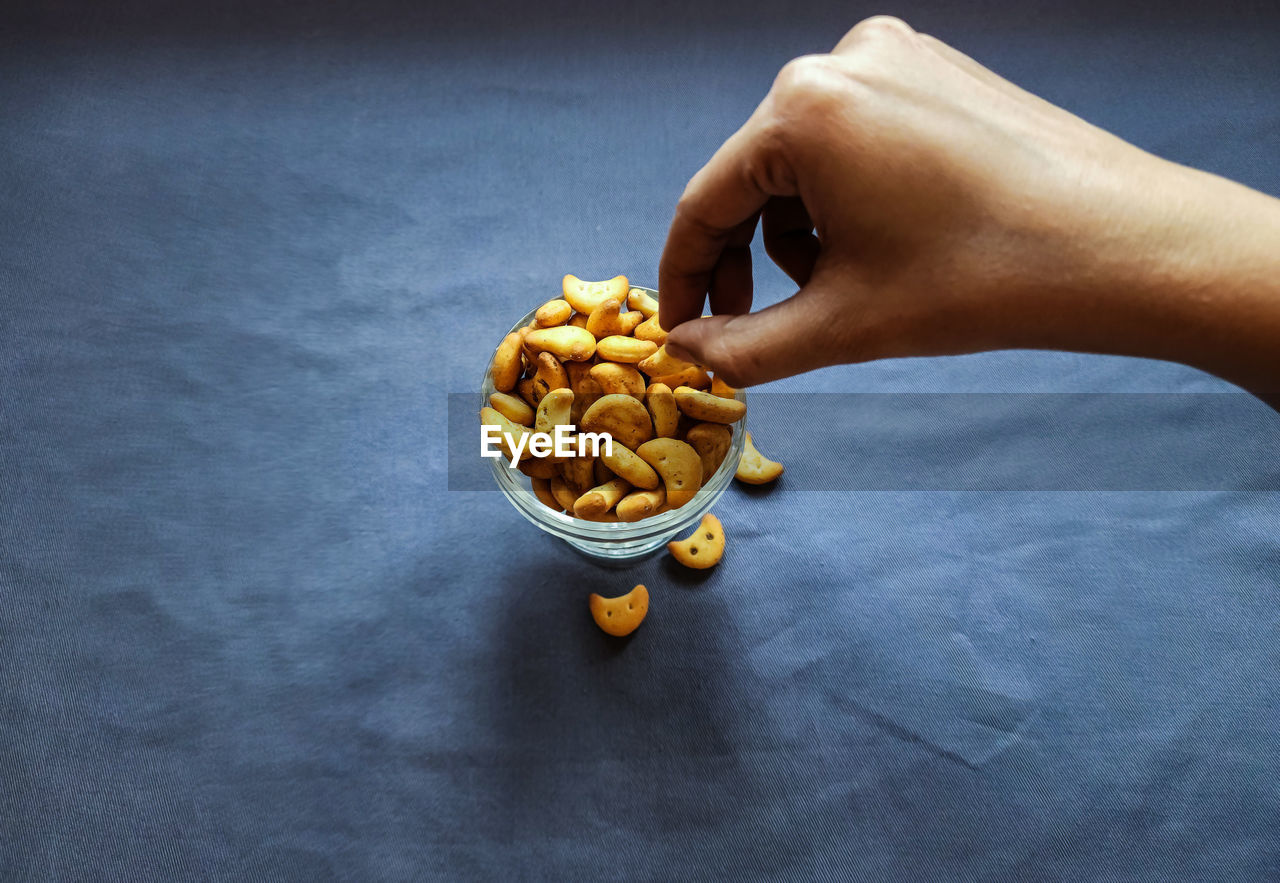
2 1 1278 879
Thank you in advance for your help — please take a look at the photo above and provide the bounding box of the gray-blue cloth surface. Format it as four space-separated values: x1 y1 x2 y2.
3 1 1279 879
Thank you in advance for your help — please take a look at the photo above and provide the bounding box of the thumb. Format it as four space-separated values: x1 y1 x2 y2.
664 273 848 387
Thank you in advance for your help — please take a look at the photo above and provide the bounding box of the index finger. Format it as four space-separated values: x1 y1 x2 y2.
658 117 789 331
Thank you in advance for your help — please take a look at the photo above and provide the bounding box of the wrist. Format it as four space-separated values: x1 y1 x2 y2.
990 159 1280 395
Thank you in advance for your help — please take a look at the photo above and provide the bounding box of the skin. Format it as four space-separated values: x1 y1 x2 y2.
658 16 1280 404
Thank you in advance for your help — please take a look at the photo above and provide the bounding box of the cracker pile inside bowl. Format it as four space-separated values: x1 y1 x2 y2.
481 275 746 523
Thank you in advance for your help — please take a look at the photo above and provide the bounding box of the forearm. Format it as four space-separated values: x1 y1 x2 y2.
1004 161 1280 397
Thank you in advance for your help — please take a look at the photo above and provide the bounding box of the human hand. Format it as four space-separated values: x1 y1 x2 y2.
658 16 1280 396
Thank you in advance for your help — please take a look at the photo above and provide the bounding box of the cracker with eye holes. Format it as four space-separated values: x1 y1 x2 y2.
589 584 649 636
563 274 630 314
667 513 725 569
580 394 653 451
635 437 702 509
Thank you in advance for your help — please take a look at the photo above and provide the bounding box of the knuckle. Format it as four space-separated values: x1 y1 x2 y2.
768 55 849 135
848 15 915 45
831 16 919 67
671 189 713 239
772 55 838 104
673 179 700 220
673 195 721 242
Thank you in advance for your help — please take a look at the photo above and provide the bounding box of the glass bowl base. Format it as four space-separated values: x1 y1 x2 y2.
560 532 674 564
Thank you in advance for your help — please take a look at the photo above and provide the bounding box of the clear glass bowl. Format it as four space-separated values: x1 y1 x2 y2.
480 285 746 563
